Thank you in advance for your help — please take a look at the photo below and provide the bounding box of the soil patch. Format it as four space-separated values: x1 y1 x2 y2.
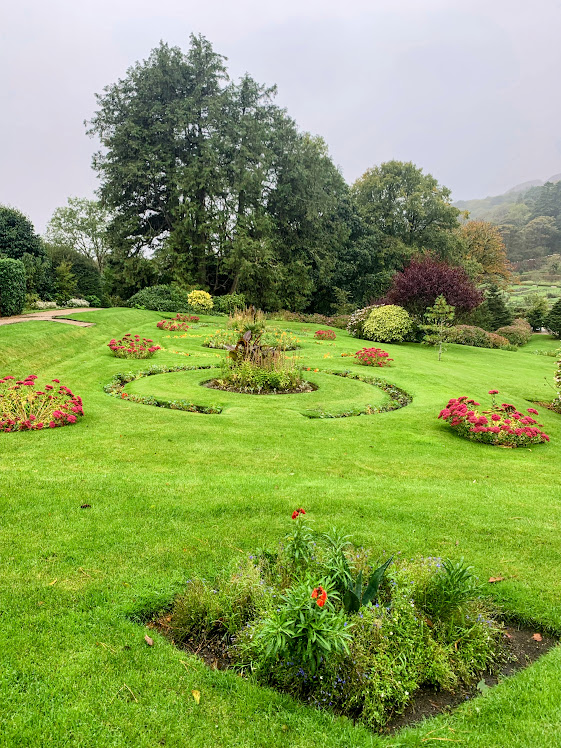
149 617 557 733
202 379 317 395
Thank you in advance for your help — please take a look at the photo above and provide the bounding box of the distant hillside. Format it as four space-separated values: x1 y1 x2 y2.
455 177 561 265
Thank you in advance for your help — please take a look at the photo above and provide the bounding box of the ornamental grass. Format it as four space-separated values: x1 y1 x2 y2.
107 333 161 359
0 375 84 432
438 391 550 447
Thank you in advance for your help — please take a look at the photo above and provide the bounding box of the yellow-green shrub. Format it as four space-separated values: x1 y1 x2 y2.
363 305 412 343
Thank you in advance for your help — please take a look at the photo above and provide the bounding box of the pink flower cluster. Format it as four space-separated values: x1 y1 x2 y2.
156 314 199 331
314 330 336 340
108 334 161 359
354 347 393 367
0 375 84 433
438 392 550 447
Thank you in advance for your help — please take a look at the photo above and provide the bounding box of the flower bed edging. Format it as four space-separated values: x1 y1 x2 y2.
104 364 222 414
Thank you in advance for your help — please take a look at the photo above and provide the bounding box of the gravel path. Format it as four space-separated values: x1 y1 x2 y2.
0 308 102 327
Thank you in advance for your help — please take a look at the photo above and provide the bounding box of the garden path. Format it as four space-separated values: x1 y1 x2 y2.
0 308 101 327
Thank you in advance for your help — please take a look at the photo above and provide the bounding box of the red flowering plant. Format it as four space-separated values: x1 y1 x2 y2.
0 375 84 432
438 390 550 447
108 334 161 359
314 330 336 340
157 314 199 331
354 347 393 367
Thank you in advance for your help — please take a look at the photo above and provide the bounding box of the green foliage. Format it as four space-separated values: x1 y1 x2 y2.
45 197 111 272
524 294 549 330
363 304 413 343
0 205 44 260
213 293 246 313
127 284 192 313
485 284 513 328
342 557 393 614
444 325 512 350
283 513 315 568
421 295 455 360
545 298 561 337
418 558 483 624
495 322 532 346
54 260 78 304
216 354 304 394
250 580 352 675
0 258 26 316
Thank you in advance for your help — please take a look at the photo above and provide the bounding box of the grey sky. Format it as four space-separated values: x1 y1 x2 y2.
2 0 560 231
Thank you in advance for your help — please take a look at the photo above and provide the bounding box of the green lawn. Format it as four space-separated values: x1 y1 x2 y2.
1 308 560 748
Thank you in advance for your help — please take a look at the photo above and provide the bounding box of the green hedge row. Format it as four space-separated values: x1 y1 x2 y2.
0 258 26 316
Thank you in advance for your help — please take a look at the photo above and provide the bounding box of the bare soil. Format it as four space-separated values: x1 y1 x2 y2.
150 616 557 733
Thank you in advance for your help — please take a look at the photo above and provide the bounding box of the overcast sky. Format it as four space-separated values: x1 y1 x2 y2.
2 0 561 232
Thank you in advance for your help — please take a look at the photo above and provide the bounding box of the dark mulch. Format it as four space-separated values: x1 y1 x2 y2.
150 617 557 732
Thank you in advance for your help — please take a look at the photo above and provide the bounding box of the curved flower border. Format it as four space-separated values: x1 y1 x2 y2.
104 364 223 414
104 364 412 419
301 368 412 419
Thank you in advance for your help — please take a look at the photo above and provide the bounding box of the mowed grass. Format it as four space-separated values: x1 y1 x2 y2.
0 308 560 748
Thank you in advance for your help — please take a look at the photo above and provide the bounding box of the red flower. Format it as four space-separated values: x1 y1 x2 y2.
311 586 328 607
291 508 306 519
488 389 499 395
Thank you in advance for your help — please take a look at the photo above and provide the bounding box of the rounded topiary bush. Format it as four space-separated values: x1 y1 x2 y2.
362 305 412 343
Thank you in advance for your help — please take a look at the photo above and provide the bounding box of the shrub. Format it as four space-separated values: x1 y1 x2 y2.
107 334 161 359
32 300 58 310
438 392 550 447
66 298 90 308
382 256 484 317
347 305 376 338
215 353 306 394
354 347 393 367
213 293 246 314
187 289 213 313
362 305 413 343
204 328 300 351
0 375 84 432
84 295 102 307
495 323 532 347
0 258 26 316
314 329 336 340
444 325 511 349
270 310 350 329
127 285 191 313
545 299 561 337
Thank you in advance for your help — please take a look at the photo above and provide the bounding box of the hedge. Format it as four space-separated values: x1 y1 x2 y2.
0 258 26 316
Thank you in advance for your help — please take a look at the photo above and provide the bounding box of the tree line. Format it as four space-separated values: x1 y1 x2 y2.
1 35 511 314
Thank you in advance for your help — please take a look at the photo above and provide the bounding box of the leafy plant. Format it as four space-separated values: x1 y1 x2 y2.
187 289 213 313
342 557 393 613
283 509 314 567
419 557 483 624
0 258 26 316
420 295 455 360
127 284 192 313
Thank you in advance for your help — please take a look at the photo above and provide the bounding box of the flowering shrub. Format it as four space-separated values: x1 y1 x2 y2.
107 334 161 359
187 289 213 313
354 347 393 367
495 321 532 347
176 314 199 323
65 298 90 307
347 305 376 338
1 375 84 432
444 325 511 350
32 300 58 310
157 314 200 331
363 305 413 343
168 510 504 731
438 391 550 447
314 329 336 340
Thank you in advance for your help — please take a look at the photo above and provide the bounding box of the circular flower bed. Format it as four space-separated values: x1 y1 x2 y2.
355 347 393 367
1 375 84 432
438 391 550 447
108 334 161 359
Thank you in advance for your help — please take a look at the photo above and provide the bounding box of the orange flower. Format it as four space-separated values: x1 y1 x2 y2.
311 586 327 607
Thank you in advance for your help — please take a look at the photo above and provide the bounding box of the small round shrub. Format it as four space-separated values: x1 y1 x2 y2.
213 293 246 314
1 375 84 432
354 347 393 367
314 329 336 340
187 289 213 313
438 393 550 447
444 325 511 350
127 285 191 313
362 305 412 343
495 324 532 347
108 334 161 359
